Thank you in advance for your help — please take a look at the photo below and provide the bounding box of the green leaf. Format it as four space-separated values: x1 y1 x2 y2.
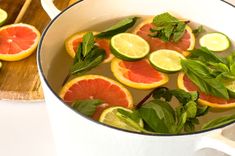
202 114 235 130
196 105 209 117
117 109 141 124
82 32 95 57
152 87 172 101
170 89 197 105
139 99 175 133
185 101 197 118
72 99 103 117
192 25 204 37
172 21 186 42
74 43 83 64
189 47 225 64
175 111 187 133
96 17 139 38
71 47 106 74
181 59 229 99
230 63 235 75
152 12 187 42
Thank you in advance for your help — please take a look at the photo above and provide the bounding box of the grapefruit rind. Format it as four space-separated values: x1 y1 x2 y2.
111 58 169 90
65 31 114 63
0 23 40 61
60 75 133 109
177 72 235 109
132 17 195 56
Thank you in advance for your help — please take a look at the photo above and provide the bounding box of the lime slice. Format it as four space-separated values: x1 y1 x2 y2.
0 8 7 26
223 80 235 98
149 49 185 73
99 106 143 132
199 33 230 52
111 33 150 61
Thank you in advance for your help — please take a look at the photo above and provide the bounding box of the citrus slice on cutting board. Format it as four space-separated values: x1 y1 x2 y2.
133 18 195 56
60 75 133 120
65 31 114 63
111 58 169 89
178 72 235 109
0 23 40 61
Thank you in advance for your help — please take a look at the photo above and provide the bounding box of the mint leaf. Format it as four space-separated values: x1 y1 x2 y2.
70 32 106 75
82 32 95 57
71 47 105 74
189 47 225 64
96 17 138 38
72 99 103 117
139 99 175 133
185 101 197 118
181 59 229 99
192 25 204 37
152 12 188 42
202 114 235 130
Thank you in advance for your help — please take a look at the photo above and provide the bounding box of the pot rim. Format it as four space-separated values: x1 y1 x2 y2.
37 0 235 137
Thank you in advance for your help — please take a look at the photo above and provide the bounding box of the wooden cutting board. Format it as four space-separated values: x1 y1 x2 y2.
0 0 75 100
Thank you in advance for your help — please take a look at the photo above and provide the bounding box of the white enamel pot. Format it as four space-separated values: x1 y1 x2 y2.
37 0 235 156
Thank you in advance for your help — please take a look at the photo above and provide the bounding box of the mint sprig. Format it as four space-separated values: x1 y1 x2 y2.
151 12 189 42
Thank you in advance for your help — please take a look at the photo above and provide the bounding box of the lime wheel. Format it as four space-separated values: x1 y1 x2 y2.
111 58 168 89
133 18 195 56
60 75 133 120
178 72 235 109
65 31 114 63
0 23 40 61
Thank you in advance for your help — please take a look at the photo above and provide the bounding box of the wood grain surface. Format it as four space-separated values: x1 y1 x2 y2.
0 0 71 100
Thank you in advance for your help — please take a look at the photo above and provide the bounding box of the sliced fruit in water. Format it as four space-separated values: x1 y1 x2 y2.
111 58 168 89
0 23 40 61
110 33 150 61
149 49 185 73
0 8 7 26
133 18 195 56
199 33 230 52
65 31 114 63
60 75 133 120
178 72 235 108
99 106 144 132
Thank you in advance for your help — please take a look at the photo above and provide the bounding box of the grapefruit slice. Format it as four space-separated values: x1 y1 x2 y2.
178 72 235 109
60 75 133 120
65 31 114 63
0 23 40 61
111 58 169 89
133 18 195 56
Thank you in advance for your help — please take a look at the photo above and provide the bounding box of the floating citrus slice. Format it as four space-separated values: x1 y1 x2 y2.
133 18 195 56
149 49 185 73
199 33 230 52
0 23 40 61
111 58 169 89
65 31 114 63
110 33 150 61
99 106 144 132
178 72 235 109
60 75 133 120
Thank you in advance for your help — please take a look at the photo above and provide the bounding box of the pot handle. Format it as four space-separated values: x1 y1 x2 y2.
196 128 235 155
40 0 61 19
